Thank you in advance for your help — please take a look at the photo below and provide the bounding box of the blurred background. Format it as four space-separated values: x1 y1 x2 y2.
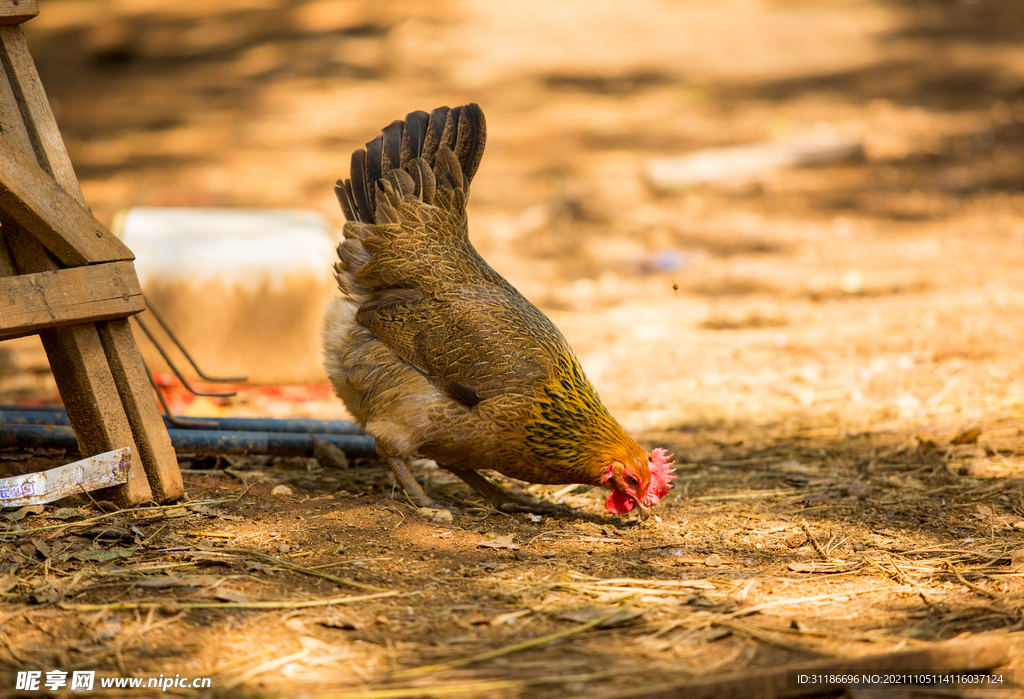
3 0 1024 447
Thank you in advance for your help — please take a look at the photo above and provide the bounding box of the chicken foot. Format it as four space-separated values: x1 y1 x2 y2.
448 468 571 515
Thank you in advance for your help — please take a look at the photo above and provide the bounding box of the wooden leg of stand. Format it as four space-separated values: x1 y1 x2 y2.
96 318 182 501
38 323 152 506
0 24 182 505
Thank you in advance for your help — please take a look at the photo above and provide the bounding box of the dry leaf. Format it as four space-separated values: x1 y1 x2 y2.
951 428 982 445
160 507 191 518
555 606 642 628
314 438 349 470
0 575 16 594
844 480 869 499
1011 550 1024 570
4 505 44 522
418 507 454 523
886 475 926 490
188 505 245 521
490 609 531 626
134 575 220 589
29 538 52 559
71 549 135 562
284 618 308 633
704 627 731 642
50 508 85 521
785 533 809 548
319 613 362 630
212 587 250 604
93 617 123 641
479 535 519 550
33 589 60 604
788 560 859 573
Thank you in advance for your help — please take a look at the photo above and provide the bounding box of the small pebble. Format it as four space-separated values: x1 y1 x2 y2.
418 507 454 523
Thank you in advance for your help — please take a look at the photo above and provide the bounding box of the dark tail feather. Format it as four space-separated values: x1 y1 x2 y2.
401 110 430 164
364 135 384 202
335 180 356 221
353 149 374 223
454 104 486 191
380 119 403 172
421 106 450 163
337 104 486 223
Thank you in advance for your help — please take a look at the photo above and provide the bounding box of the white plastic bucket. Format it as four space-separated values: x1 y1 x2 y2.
114 207 338 385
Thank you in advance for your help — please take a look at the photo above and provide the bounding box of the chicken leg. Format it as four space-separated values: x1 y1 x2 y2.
448 468 570 514
379 449 461 514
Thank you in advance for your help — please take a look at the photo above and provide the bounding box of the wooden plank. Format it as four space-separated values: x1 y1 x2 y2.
0 1 38 26
0 26 81 198
0 131 132 266
97 319 183 502
0 38 33 157
0 228 16 277
0 260 145 341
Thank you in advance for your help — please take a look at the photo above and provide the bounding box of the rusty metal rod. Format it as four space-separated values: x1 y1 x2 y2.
132 316 239 398
141 294 247 383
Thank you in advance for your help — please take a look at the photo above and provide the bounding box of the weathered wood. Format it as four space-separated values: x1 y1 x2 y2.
0 260 145 341
0 26 82 198
96 319 183 501
0 18 179 505
0 131 132 266
0 228 16 277
0 1 38 26
0 40 33 156
37 323 153 505
594 638 1008 699
2 222 152 505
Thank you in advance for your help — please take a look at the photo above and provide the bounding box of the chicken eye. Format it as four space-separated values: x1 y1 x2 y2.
626 475 639 488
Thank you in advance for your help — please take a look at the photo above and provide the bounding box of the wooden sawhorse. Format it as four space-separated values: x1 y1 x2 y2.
0 1 181 505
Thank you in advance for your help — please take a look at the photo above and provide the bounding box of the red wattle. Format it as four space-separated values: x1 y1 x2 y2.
605 489 634 514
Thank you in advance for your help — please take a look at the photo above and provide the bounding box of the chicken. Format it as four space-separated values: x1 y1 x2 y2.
323 104 675 518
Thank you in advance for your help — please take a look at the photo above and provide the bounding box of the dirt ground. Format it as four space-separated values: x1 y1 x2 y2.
4 0 1024 696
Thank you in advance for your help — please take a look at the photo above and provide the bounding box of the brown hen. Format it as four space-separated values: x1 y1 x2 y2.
323 104 674 517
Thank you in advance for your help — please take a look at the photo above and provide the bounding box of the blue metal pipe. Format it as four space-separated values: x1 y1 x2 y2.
0 423 377 457
0 407 363 436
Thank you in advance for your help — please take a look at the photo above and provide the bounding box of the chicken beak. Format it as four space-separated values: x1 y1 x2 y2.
635 498 652 521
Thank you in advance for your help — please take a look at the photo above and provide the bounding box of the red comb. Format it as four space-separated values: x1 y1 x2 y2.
647 448 676 504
